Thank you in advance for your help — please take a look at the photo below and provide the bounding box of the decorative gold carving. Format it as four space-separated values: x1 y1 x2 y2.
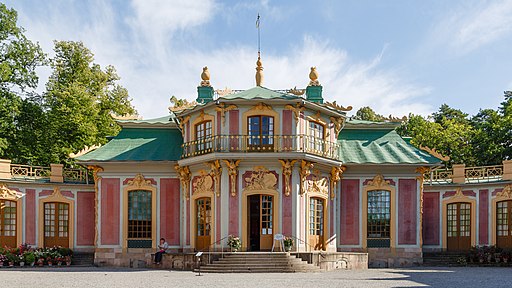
284 102 306 124
256 57 264 86
367 174 391 190
215 103 238 126
324 101 353 112
306 169 328 196
178 115 191 131
330 166 346 200
207 160 222 197
170 101 198 113
279 159 297 197
200 66 211 87
193 170 214 195
419 145 450 162
309 67 320 86
69 144 102 159
127 173 153 189
250 102 273 112
0 183 23 201
244 166 277 192
175 164 191 200
88 165 103 247
198 110 206 122
383 115 407 122
223 160 241 197
299 160 314 196
496 185 512 199
287 87 305 96
330 116 345 136
215 87 234 97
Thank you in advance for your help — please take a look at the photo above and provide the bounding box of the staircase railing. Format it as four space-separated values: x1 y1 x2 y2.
198 235 230 265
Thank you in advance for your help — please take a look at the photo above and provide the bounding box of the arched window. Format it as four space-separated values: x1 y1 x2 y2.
194 120 212 154
367 190 391 247
128 190 152 242
248 115 274 151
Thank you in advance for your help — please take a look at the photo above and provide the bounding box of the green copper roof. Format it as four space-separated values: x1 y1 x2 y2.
76 128 182 162
338 129 441 165
221 86 301 100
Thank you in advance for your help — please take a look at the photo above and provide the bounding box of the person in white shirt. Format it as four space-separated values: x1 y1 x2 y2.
154 238 168 264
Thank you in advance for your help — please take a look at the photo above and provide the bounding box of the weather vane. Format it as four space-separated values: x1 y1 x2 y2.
256 13 261 57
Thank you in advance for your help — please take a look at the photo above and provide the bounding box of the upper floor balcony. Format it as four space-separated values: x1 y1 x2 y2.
181 134 340 161
0 159 92 184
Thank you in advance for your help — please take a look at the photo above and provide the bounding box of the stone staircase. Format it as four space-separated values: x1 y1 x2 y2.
72 252 95 266
422 252 467 267
196 252 322 273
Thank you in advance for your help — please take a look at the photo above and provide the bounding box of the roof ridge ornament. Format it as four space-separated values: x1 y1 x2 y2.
256 56 264 86
200 66 211 87
309 67 320 86
419 145 450 161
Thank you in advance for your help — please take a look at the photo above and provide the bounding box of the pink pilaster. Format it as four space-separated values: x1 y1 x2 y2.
479 189 489 245
228 175 239 236
340 179 360 245
77 192 95 246
160 178 181 245
423 192 440 245
282 175 292 236
101 178 120 245
25 189 36 245
229 110 239 150
398 179 417 245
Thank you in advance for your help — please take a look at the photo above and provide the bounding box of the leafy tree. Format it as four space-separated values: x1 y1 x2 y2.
0 3 45 157
42 41 135 164
353 106 385 122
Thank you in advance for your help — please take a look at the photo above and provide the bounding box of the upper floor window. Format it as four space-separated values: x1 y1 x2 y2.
309 121 325 152
195 120 212 153
248 115 274 151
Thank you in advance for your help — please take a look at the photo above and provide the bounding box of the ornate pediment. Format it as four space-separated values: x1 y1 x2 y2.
193 170 214 195
244 166 277 192
69 144 102 158
366 174 392 190
496 185 512 199
0 183 23 201
306 170 328 196
127 174 154 189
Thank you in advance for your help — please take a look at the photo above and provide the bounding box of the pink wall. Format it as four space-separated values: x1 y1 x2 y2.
229 110 239 150
101 178 120 245
340 179 359 245
282 175 292 236
77 192 95 246
25 189 36 245
217 111 221 135
160 178 180 245
186 198 190 245
479 189 489 245
398 179 417 245
216 189 221 242
282 110 292 150
423 192 440 245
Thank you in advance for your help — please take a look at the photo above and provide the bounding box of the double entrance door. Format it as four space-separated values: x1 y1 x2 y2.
0 200 17 248
44 202 70 248
497 200 512 248
248 194 273 251
447 202 471 251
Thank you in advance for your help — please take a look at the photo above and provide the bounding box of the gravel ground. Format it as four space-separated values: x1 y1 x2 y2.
2 267 512 288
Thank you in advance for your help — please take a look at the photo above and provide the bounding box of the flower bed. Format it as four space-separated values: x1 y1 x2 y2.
464 245 511 266
0 244 73 267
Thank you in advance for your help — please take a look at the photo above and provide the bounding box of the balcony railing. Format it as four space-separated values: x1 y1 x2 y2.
424 164 506 184
7 163 92 184
181 134 340 160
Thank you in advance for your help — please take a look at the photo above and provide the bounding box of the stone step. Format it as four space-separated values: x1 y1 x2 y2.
72 252 94 266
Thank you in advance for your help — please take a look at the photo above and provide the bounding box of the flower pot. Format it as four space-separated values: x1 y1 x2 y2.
20 262 25 267
48 263 52 267
57 262 62 266
66 261 71 266
284 246 291 252
8 262 14 267
30 262 35 267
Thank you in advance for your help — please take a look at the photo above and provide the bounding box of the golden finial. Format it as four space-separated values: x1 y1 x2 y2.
256 56 264 86
309 67 320 86
200 66 211 87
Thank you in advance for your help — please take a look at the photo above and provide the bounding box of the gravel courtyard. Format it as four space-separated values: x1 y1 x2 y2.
2 267 512 288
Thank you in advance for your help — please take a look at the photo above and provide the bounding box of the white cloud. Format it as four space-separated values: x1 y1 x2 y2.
8 0 432 119
428 0 512 55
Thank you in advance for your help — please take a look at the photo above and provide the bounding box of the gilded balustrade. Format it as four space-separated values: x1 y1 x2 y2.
181 134 340 160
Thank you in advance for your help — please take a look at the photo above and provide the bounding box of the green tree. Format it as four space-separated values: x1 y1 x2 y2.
42 41 135 164
0 3 45 157
353 106 385 122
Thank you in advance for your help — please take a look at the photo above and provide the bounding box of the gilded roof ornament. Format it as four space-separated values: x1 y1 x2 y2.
383 114 407 122
287 87 305 96
309 67 320 86
324 101 353 112
200 66 211 87
256 57 264 86
215 87 234 97
419 145 450 162
110 113 142 120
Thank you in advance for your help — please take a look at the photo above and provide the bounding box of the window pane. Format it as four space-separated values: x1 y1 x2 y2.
367 190 391 239
128 190 152 239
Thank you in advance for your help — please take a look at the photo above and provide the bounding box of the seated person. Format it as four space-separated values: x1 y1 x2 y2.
154 238 168 264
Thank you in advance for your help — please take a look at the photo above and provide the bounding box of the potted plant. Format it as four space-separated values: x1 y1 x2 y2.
0 254 7 267
24 251 35 267
6 252 15 267
64 255 72 266
227 235 241 252
283 236 294 252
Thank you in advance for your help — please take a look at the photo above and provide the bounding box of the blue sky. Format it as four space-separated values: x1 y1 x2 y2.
5 0 512 119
